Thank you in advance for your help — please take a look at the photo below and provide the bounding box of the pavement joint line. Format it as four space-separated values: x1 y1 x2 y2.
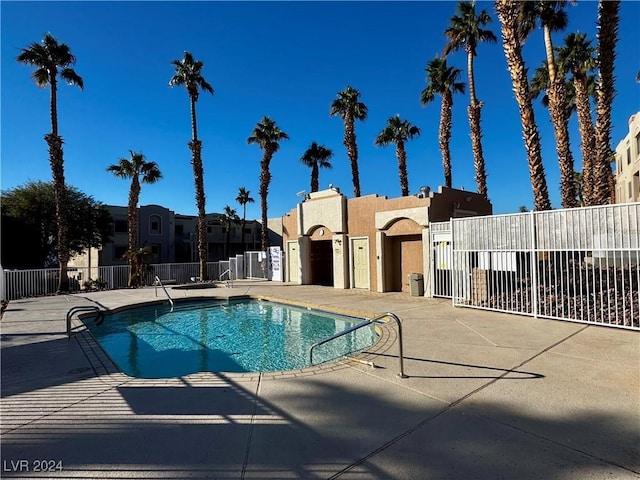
472 411 640 476
240 372 262 479
453 317 499 346
1 378 132 435
328 324 592 479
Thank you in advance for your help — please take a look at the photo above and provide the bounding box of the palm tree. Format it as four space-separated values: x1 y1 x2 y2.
123 246 154 287
169 51 214 280
374 115 421 197
106 151 162 287
330 86 368 197
520 1 577 208
444 1 496 199
235 187 255 252
220 205 240 259
593 0 620 205
421 55 466 188
247 116 289 252
495 0 551 211
300 142 333 193
556 32 598 206
16 33 83 292
573 171 584 206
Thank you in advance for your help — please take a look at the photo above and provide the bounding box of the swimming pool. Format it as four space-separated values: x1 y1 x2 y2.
84 299 379 378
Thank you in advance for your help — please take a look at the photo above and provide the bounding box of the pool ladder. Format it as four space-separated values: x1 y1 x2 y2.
309 312 407 378
154 276 174 310
66 306 106 340
219 269 234 288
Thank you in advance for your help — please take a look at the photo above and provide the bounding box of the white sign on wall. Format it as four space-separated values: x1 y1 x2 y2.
268 247 282 282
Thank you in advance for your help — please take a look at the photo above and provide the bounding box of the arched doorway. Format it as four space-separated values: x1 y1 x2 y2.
309 226 334 286
383 218 423 293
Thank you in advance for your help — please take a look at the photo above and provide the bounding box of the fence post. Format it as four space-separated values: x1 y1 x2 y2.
0 265 5 302
530 210 538 318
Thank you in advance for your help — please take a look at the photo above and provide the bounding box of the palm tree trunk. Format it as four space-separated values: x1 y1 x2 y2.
593 0 620 205
190 96 198 141
127 178 140 287
189 139 208 281
466 48 488 198
45 133 69 292
260 150 274 253
466 49 477 104
440 91 453 188
311 163 319 192
543 25 577 208
344 114 361 197
548 80 578 208
496 0 551 211
574 76 596 206
241 206 247 252
468 103 488 198
544 26 557 82
396 142 409 196
47 77 70 292
50 76 58 137
188 93 208 281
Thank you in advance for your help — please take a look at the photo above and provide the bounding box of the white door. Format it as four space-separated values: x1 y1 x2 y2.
287 242 299 283
352 238 369 289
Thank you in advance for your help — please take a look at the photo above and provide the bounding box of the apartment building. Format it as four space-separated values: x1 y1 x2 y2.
614 111 640 203
96 204 264 266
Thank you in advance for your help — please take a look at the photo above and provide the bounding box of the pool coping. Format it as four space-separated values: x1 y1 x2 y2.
73 294 397 386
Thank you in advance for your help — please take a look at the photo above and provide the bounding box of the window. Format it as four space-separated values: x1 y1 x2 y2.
636 133 640 158
114 245 127 259
629 181 633 199
114 220 127 233
151 244 160 260
627 146 632 165
175 224 184 235
149 215 161 235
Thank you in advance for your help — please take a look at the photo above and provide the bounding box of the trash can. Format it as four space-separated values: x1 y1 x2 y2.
409 273 424 297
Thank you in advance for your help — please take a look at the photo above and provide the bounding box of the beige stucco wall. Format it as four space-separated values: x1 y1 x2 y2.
298 191 347 235
281 187 492 294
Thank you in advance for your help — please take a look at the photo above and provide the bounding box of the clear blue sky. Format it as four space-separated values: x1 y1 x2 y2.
2 1 639 220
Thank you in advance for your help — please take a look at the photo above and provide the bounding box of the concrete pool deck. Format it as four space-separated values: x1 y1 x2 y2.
1 281 638 479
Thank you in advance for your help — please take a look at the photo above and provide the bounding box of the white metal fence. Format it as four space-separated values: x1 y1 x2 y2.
430 221 453 298
449 203 639 330
1 258 258 301
244 251 268 279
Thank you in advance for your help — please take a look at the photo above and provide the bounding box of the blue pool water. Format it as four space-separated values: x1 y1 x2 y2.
85 299 378 378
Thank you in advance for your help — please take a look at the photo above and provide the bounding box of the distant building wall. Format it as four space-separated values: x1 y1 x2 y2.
95 205 264 266
614 112 640 203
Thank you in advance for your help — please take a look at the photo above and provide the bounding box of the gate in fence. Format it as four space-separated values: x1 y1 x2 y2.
430 222 453 298
244 251 268 279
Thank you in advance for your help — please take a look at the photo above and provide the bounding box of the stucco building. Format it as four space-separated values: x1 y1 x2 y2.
282 186 492 295
83 205 265 266
614 111 640 203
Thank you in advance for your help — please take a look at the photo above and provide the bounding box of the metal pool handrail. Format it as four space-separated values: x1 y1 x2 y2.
219 269 233 288
309 311 407 378
66 305 105 340
154 276 174 310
